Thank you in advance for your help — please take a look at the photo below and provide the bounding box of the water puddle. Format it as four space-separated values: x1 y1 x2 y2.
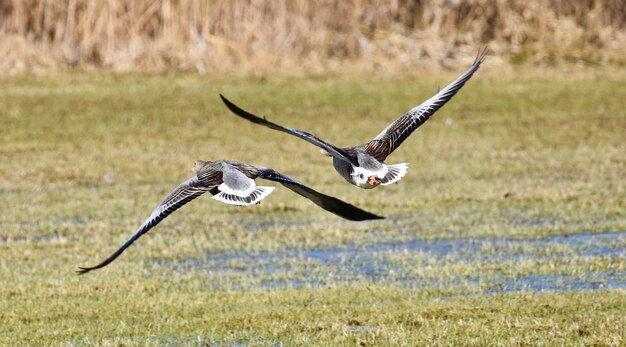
156 231 626 295
0 234 67 245
148 335 283 347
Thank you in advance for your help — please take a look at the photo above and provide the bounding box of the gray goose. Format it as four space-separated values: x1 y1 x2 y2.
221 49 487 189
78 159 382 274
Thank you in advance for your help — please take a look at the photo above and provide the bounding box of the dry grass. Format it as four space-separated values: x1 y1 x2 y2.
0 0 624 75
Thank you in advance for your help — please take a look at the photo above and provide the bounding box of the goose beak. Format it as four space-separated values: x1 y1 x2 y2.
367 176 381 186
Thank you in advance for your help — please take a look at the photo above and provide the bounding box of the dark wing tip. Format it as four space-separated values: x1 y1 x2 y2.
220 94 246 116
474 47 490 66
316 198 385 222
352 211 385 221
219 94 236 110
336 204 385 221
76 266 93 275
77 262 110 275
220 94 268 124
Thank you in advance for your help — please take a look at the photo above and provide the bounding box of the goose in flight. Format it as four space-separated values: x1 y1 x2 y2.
78 159 382 274
221 49 487 189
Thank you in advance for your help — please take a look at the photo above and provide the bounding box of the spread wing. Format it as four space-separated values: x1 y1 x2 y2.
77 176 211 274
220 94 359 167
257 167 383 221
361 48 488 161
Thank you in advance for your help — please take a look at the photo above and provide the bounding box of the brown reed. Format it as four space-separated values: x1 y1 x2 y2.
0 0 624 75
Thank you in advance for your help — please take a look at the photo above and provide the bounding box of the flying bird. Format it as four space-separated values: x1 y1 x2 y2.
78 159 382 274
221 49 487 189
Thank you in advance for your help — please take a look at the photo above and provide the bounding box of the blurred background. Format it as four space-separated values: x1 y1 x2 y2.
0 0 624 75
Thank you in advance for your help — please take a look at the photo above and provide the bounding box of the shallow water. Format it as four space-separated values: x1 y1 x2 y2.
156 231 626 294
148 335 283 347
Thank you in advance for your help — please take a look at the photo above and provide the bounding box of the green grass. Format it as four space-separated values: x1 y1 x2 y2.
0 68 625 345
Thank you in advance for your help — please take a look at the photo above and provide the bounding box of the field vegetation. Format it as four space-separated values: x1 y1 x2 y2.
0 67 624 344
0 0 625 75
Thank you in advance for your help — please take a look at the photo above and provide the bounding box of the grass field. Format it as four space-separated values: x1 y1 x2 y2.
0 67 625 345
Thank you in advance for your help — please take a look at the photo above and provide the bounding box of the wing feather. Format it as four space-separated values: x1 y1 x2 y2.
362 48 488 161
77 177 210 274
220 95 359 166
257 168 383 221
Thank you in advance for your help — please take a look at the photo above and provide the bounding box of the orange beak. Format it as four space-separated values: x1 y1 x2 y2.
367 175 381 186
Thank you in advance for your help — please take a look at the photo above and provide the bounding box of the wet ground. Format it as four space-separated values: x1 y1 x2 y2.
156 231 626 295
